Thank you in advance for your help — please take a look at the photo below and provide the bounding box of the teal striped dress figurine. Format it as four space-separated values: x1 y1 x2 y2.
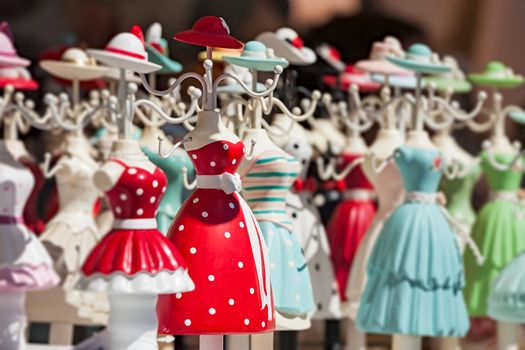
239 129 315 329
357 146 469 336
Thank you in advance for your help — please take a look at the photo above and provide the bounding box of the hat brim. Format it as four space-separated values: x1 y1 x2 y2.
87 49 160 74
509 110 525 125
103 68 142 83
322 74 380 92
223 55 288 72
468 73 524 89
356 59 412 76
145 44 183 74
0 55 30 68
0 77 38 90
40 60 109 81
387 55 450 74
217 82 266 94
371 74 420 89
174 30 243 50
423 76 472 93
256 32 316 66
198 49 241 62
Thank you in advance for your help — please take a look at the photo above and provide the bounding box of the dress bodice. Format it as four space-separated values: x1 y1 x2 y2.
339 153 373 190
55 156 100 214
480 151 523 192
395 146 444 193
0 158 34 218
187 140 245 175
242 149 300 230
106 159 167 220
440 161 481 222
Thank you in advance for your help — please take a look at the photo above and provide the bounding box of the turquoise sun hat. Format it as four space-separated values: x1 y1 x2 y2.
223 40 289 72
371 74 420 89
145 23 183 74
387 43 450 74
424 56 472 93
468 61 524 89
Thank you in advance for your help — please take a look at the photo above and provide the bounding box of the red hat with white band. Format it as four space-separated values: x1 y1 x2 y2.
87 25 160 74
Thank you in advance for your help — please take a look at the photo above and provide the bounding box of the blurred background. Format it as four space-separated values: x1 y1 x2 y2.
3 0 525 101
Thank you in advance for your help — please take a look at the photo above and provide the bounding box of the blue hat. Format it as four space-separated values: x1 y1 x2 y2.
371 74 419 89
387 44 450 74
223 41 288 72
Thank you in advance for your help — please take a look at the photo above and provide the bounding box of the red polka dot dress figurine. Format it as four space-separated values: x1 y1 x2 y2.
75 25 193 350
158 139 275 334
137 16 285 348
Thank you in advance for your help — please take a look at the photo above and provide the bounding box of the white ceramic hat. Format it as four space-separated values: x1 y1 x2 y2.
88 25 160 74
40 48 109 81
356 37 412 76
256 27 316 66
0 22 30 68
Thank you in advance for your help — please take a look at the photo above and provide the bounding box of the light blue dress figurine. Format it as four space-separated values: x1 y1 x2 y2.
357 146 469 336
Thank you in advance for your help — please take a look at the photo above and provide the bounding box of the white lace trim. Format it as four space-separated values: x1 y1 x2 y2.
77 268 195 294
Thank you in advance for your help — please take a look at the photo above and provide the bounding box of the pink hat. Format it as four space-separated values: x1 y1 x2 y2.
87 25 160 74
355 37 412 76
0 22 30 68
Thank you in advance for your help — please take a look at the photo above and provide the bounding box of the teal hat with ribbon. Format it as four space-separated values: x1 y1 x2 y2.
145 23 183 74
387 43 450 74
223 40 289 72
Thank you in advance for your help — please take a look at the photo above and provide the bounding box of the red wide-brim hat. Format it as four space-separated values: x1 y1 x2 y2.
0 77 38 90
174 16 243 50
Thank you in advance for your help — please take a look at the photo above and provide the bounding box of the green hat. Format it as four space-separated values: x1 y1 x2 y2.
145 23 183 74
387 43 450 74
223 41 288 72
423 56 472 93
468 61 523 89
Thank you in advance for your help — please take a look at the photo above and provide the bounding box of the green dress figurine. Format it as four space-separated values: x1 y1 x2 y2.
464 151 525 316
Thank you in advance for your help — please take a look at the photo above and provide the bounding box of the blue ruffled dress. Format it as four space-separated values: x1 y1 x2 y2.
356 146 469 336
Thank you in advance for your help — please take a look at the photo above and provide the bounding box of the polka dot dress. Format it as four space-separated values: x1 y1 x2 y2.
79 158 193 294
157 141 275 335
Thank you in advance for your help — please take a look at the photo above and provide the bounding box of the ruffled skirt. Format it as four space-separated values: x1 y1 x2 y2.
0 223 59 291
78 228 194 294
488 252 525 323
356 202 469 336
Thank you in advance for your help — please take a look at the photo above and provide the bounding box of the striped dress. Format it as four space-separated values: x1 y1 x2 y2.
242 150 315 316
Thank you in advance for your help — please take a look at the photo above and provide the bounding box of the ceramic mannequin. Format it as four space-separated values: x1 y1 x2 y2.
27 133 107 341
137 18 287 350
2 105 47 235
0 140 59 350
344 90 405 350
238 113 314 332
357 44 472 350
463 62 525 350
74 25 195 350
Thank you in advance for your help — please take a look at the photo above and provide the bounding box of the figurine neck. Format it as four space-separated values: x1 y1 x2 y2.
405 130 435 150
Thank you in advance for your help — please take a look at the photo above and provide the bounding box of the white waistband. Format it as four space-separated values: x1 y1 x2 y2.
405 191 438 204
113 218 157 230
343 189 375 201
196 173 242 194
489 191 518 202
